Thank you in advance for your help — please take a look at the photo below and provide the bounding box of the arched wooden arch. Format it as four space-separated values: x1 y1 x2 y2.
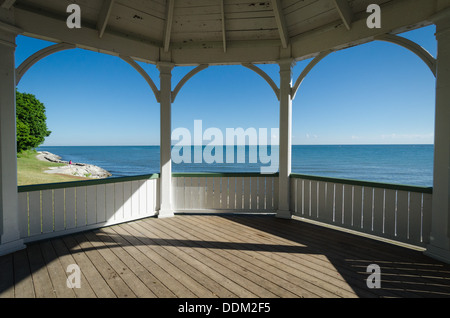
291 51 332 100
241 63 281 100
15 42 76 85
119 56 161 103
375 34 437 77
171 64 209 102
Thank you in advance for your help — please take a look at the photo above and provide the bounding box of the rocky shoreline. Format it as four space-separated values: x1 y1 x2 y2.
36 151 112 179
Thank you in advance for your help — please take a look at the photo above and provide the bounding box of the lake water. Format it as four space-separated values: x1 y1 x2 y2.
37 145 434 187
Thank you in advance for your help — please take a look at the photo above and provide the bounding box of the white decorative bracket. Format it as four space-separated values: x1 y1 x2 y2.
375 34 437 77
242 63 281 100
16 42 76 85
291 51 331 100
171 64 209 102
119 56 161 103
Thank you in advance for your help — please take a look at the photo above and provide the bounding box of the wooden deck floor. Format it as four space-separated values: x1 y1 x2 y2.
2 214 450 299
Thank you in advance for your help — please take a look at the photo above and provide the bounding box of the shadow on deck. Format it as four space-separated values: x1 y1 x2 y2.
1 214 450 298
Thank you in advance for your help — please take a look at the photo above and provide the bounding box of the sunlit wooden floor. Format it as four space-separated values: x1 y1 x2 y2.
1 214 450 298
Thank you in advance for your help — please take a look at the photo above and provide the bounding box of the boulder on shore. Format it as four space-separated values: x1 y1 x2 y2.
37 151 112 179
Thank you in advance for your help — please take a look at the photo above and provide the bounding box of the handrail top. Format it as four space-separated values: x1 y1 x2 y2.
290 173 433 194
18 173 160 193
172 172 280 178
18 172 433 194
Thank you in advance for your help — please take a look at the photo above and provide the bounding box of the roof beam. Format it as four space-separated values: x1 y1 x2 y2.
220 0 227 53
332 0 353 30
163 0 175 52
0 0 16 9
271 0 289 48
97 0 115 38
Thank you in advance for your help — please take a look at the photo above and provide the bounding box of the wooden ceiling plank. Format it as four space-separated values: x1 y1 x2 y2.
220 0 227 52
163 0 175 52
0 0 17 9
97 0 115 38
271 0 289 48
332 0 353 30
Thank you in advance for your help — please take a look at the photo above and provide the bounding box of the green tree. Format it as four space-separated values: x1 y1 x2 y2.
16 91 51 153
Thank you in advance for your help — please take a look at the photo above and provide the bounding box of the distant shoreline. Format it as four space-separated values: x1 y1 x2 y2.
36 151 112 179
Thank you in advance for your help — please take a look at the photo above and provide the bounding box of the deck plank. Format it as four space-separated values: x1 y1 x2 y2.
187 215 372 297
166 216 352 298
110 223 198 298
13 249 35 298
118 222 219 298
132 219 269 298
38 240 77 298
3 215 450 298
26 244 56 298
0 254 14 298
49 238 97 298
128 221 240 298
61 235 116 298
82 231 157 298
97 226 178 298
71 233 136 298
153 217 312 298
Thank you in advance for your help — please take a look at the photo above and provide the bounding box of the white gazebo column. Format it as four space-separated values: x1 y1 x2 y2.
0 24 25 256
276 58 295 219
157 61 175 218
425 11 450 263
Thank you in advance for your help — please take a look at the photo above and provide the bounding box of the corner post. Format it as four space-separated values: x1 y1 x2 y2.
157 61 175 218
425 10 450 263
0 22 25 256
276 58 295 219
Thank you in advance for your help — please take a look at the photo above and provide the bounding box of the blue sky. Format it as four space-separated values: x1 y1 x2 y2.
15 25 437 146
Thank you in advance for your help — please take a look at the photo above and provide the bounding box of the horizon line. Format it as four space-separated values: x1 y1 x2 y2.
39 143 434 147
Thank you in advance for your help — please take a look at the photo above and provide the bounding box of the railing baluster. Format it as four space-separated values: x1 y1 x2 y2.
221 177 228 209
97 184 107 223
54 189 65 232
28 191 41 236
65 188 76 230
198 177 206 210
258 176 266 211
41 189 53 234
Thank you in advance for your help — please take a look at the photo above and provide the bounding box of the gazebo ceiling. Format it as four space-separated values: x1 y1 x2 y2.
1 0 449 65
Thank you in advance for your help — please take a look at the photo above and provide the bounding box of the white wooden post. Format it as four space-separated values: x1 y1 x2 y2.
276 58 295 219
0 22 25 256
425 10 450 263
157 61 175 218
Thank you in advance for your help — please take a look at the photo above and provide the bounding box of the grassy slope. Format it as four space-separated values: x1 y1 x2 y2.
17 150 89 186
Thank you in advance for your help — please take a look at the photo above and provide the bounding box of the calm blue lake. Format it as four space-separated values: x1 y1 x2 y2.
37 145 434 187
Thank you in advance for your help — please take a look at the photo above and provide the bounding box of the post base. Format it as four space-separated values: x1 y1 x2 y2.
158 210 175 219
425 244 450 265
0 239 26 257
276 210 292 220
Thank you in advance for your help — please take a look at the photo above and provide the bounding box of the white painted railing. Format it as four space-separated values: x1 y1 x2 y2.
172 173 279 213
290 174 433 248
17 171 432 248
18 174 159 243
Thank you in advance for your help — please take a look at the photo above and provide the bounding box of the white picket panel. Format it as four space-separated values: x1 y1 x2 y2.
18 192 28 238
198 177 206 209
123 181 132 220
172 174 279 213
290 176 433 248
258 176 266 210
65 188 76 230
266 177 274 211
53 188 65 232
41 189 53 234
235 177 243 210
76 186 86 228
18 176 159 243
96 184 106 224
